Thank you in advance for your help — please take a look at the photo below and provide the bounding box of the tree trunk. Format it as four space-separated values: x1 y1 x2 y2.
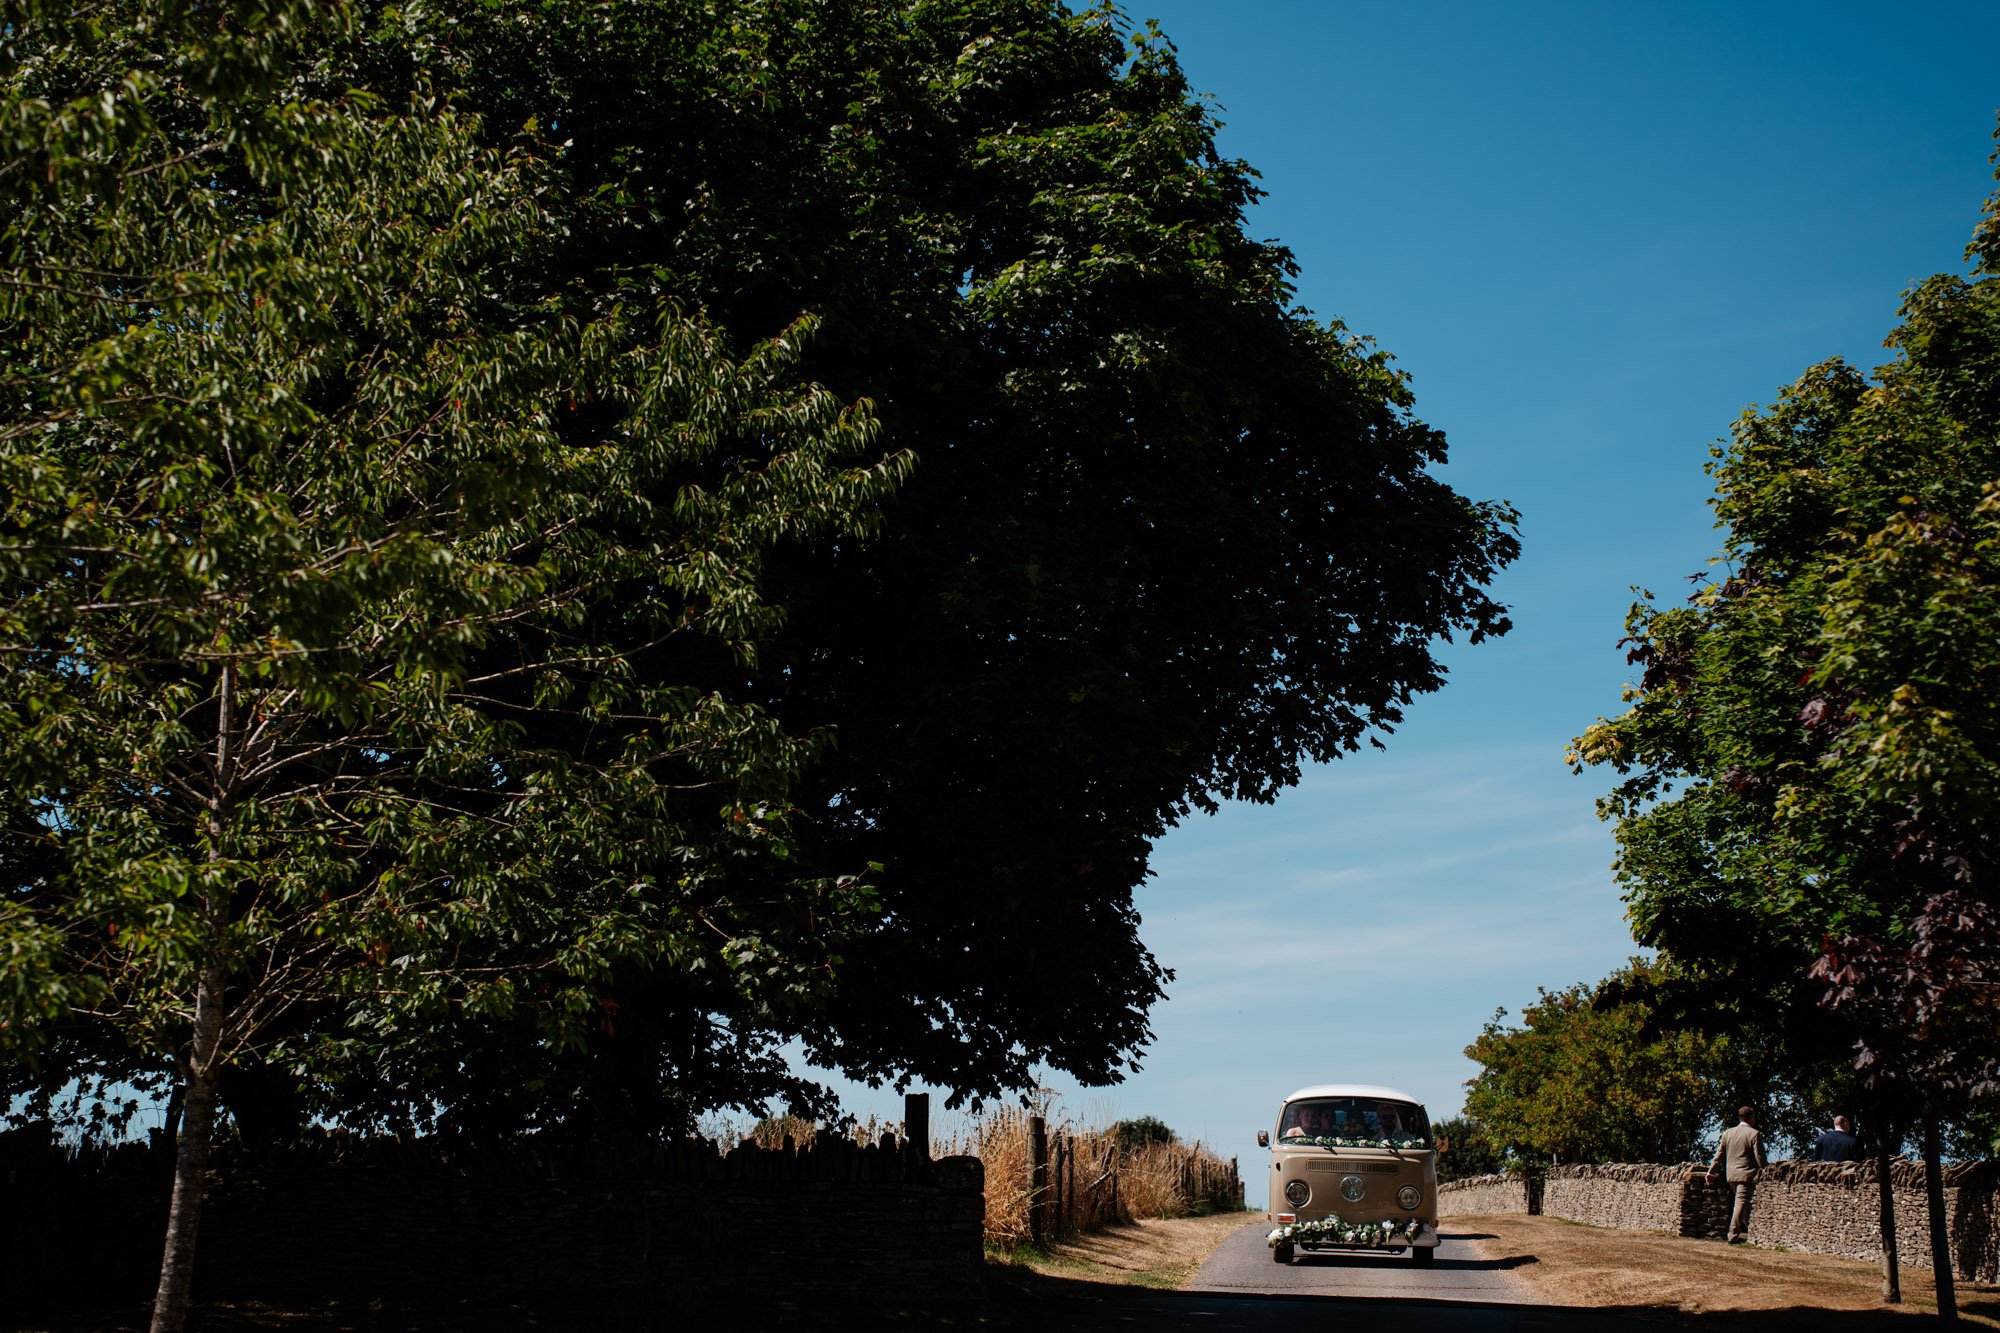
149 961 225 1333
1876 1135 1901 1304
156 1076 186 1169
1922 1114 1956 1322
154 667 236 1333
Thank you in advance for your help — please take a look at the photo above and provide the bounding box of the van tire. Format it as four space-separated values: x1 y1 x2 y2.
1412 1244 1435 1267
1273 1242 1294 1265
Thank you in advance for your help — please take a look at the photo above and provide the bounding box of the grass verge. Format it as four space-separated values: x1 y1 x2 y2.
987 1209 1253 1291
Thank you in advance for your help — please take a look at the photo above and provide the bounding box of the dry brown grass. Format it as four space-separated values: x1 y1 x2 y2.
938 1104 1243 1244
1458 1213 2000 1325
714 1104 1243 1247
990 1212 1252 1290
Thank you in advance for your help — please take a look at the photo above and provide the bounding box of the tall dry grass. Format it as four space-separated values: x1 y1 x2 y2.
711 1103 1243 1246
937 1104 1244 1245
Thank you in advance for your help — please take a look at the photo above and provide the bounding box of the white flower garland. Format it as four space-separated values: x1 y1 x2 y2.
1267 1215 1424 1249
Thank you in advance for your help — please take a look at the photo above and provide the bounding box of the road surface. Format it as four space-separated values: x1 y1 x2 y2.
984 1219 1665 1333
1190 1219 1533 1303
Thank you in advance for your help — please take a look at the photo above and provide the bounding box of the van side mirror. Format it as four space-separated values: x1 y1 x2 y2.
1256 1130 1269 1148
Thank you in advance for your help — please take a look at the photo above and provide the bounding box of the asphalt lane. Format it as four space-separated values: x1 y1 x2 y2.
1190 1219 1534 1303
993 1220 1660 1333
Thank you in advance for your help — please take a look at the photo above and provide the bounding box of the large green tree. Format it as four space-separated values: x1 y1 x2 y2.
1574 131 2000 1314
7 0 1522 1155
0 4 900 1327
327 0 1521 1117
1462 961 1743 1165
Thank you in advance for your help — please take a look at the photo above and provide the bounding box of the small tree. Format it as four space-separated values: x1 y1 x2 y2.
1112 1114 1177 1151
0 5 900 1330
1431 1115 1506 1182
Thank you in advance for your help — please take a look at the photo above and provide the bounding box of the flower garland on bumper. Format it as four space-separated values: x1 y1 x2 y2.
1267 1216 1425 1249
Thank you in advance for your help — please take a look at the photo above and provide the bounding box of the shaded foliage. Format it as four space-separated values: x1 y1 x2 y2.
1574 131 2000 1120
1111 1115 1176 1151
1574 126 2000 1318
0 2 902 1326
326 0 1520 1116
1431 1114 1507 1182
2 0 1520 1153
1462 961 1744 1164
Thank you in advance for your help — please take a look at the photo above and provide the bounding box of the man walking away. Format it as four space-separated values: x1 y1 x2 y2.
1704 1106 1765 1243
1813 1115 1861 1163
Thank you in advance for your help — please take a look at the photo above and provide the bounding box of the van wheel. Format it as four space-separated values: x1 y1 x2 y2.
1273 1242 1294 1265
1412 1244 1435 1267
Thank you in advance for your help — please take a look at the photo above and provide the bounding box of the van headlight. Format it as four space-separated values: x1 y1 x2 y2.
1398 1185 1422 1210
1284 1179 1310 1208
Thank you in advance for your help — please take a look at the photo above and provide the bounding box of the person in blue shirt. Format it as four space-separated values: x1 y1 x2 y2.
1812 1115 1861 1162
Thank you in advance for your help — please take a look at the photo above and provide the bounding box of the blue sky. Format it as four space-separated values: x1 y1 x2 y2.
812 1 2000 1154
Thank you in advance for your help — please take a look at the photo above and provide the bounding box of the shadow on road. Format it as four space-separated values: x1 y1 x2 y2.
938 1269 1994 1333
9 1264 1986 1333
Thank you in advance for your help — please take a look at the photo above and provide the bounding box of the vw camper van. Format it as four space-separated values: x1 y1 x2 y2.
1257 1082 1440 1265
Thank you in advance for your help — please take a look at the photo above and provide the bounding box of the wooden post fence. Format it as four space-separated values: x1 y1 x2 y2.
1029 1115 1050 1246
904 1092 930 1182
1062 1134 1074 1233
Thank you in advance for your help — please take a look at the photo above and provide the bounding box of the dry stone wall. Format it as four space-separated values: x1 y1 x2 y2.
1 1126 985 1313
1544 1163 1694 1233
1439 1158 2000 1282
1437 1172 1531 1217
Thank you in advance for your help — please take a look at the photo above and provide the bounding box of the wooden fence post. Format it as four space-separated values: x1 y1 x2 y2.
1064 1136 1080 1232
1052 1134 1064 1238
1029 1115 1049 1246
1051 1133 1063 1237
904 1092 930 1182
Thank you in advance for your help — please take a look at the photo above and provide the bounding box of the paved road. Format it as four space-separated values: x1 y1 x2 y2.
972 1219 1665 1333
1191 1219 1533 1303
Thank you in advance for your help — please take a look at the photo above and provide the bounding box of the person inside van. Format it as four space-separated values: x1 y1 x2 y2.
1375 1105 1404 1139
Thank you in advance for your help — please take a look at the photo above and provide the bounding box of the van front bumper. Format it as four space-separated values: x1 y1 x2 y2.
1275 1219 1440 1251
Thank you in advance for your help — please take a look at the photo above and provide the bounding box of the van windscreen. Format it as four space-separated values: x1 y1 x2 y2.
1277 1098 1429 1146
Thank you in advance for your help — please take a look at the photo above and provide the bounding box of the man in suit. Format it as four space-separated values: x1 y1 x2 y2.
1704 1105 1766 1243
1813 1115 1861 1162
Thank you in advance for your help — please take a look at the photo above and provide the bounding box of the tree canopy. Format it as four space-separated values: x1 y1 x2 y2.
3 0 1520 1152
346 0 1521 1115
0 3 909 1323
1431 1115 1507 1183
1572 127 2000 1314
1573 134 2000 1117
1462 961 1742 1164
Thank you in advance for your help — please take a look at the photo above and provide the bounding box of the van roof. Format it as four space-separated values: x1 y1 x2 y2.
1282 1083 1424 1107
